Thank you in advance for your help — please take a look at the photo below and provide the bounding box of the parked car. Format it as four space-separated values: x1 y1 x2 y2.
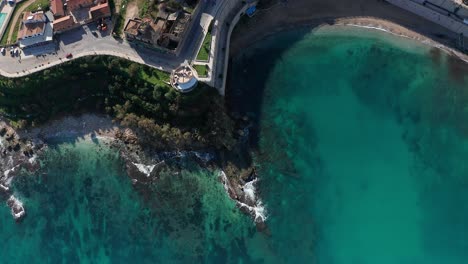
66 53 73 59
14 47 19 56
0 48 5 55
91 31 98 37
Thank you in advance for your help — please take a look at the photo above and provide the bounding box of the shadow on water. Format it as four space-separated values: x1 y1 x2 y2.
226 27 314 148
446 54 468 85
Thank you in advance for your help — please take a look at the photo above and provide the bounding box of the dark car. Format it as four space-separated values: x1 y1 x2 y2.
66 53 73 59
92 31 98 37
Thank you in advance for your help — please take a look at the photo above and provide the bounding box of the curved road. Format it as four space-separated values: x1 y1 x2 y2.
0 0 226 79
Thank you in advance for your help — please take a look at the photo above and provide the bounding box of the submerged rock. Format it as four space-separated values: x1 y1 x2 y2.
6 195 25 221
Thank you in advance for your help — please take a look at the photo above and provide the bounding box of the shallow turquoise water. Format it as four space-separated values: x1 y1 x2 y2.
1 138 258 263
2 27 468 263
230 27 468 263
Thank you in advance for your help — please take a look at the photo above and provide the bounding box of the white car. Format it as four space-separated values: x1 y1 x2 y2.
0 48 4 55
14 47 19 55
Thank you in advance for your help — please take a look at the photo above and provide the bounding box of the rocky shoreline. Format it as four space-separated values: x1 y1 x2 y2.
0 114 266 230
0 121 43 221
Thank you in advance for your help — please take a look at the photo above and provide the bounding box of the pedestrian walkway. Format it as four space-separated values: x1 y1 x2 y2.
386 0 468 36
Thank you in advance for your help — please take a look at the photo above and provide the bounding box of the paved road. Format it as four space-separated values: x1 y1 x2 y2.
0 0 218 77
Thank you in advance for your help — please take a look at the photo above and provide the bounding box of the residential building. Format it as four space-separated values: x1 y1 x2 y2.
52 15 75 33
49 0 111 34
17 11 54 48
65 0 94 10
124 10 191 53
89 2 111 20
50 0 65 17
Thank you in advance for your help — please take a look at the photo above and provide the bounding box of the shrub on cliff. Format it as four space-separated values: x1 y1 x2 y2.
0 56 236 150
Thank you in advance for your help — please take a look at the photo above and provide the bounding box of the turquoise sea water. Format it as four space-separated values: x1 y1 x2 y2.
2 27 468 263
1 138 257 263
229 27 468 263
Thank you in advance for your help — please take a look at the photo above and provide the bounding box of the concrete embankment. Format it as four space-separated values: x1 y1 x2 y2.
386 0 468 36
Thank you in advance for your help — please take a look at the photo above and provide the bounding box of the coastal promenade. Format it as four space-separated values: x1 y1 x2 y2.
386 0 468 36
196 0 257 94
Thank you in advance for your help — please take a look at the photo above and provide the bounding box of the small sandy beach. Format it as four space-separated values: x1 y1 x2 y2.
18 114 124 141
230 0 468 62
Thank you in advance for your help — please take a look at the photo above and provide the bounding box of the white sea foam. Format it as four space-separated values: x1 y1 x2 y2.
3 165 18 180
28 154 37 165
218 171 267 223
190 151 214 163
7 195 25 220
0 183 9 191
243 179 257 203
241 178 267 223
238 200 267 223
133 163 156 177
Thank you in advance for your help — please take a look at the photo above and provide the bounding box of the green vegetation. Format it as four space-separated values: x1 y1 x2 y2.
0 56 236 149
25 0 50 12
193 64 208 77
196 22 213 61
10 15 23 43
113 0 129 37
139 0 150 17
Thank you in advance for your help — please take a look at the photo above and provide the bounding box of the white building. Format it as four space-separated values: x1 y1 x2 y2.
17 11 54 48
171 65 198 93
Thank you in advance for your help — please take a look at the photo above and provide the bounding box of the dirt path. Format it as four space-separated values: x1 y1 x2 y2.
7 0 35 43
125 0 140 21
230 0 467 57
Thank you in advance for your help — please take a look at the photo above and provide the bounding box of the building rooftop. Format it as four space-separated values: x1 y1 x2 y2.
124 19 142 36
125 18 167 44
22 11 47 23
18 12 47 40
18 20 53 47
50 0 65 17
90 2 111 19
18 23 45 39
171 65 198 92
52 15 75 32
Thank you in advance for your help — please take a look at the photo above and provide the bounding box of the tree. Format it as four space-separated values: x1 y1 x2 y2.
128 63 140 77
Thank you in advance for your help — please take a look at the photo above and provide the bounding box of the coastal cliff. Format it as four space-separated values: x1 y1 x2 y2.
0 55 263 226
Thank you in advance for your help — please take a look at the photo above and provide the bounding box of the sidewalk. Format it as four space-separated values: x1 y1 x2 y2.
386 0 468 36
0 2 16 43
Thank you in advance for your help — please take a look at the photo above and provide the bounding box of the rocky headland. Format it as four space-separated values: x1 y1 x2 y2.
0 114 266 230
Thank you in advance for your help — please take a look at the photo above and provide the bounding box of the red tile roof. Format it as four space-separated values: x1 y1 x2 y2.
53 15 75 32
50 0 64 17
90 3 111 20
